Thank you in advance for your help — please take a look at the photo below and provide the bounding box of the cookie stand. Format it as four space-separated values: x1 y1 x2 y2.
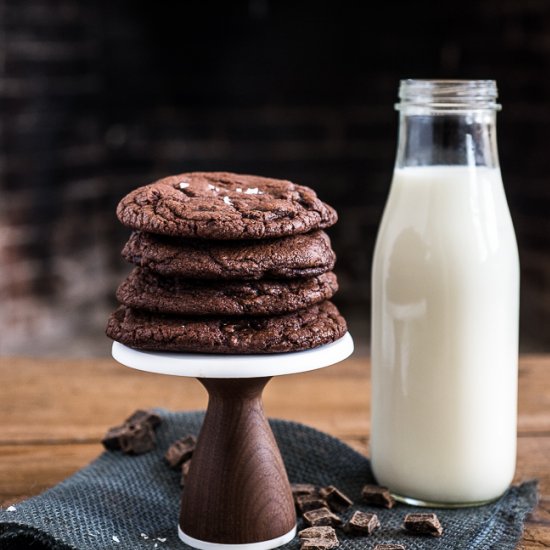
111 332 354 550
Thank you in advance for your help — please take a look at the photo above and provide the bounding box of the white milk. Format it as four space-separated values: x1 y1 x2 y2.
371 165 519 504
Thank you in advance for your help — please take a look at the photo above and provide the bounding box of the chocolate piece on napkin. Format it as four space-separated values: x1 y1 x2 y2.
296 494 328 514
299 526 339 549
361 484 396 509
292 483 320 499
102 409 161 455
164 435 196 469
344 511 380 535
303 507 343 527
180 459 192 487
403 513 443 537
319 485 353 513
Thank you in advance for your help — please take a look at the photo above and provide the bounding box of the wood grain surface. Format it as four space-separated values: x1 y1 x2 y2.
0 355 549 548
181 377 295 543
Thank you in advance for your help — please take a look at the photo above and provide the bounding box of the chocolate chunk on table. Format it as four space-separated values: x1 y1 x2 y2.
180 458 192 487
403 513 443 537
361 484 396 509
374 545 406 550
101 408 161 455
292 483 320 499
165 435 197 469
319 485 353 513
303 507 343 527
343 511 380 535
296 494 328 514
299 526 339 549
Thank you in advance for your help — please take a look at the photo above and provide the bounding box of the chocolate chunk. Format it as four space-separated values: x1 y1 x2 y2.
303 507 343 527
125 409 161 429
180 459 192 487
403 513 443 537
319 485 353 513
299 526 338 541
101 409 161 455
296 494 328 514
119 423 156 455
291 483 320 498
374 545 406 550
361 484 396 509
343 511 380 535
165 435 197 469
299 526 339 550
102 424 129 451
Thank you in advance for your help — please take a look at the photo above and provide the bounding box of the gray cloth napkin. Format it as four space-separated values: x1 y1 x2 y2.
0 410 538 550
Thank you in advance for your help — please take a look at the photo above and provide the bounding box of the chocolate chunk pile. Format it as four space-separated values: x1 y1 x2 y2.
292 482 444 549
106 172 347 354
101 411 198 484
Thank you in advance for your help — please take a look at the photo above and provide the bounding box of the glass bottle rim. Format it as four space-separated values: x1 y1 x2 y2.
396 79 501 112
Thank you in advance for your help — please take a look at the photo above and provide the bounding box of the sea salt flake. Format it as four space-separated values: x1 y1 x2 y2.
6 506 16 512
112 535 120 543
178 181 189 189
223 196 232 205
208 184 216 190
157 537 167 542
140 533 149 539
236 187 242 192
245 187 263 194
154 544 158 548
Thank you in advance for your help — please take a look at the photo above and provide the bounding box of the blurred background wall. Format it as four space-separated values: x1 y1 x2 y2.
0 0 549 356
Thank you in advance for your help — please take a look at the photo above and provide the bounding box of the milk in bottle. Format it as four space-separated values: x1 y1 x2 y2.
371 80 519 506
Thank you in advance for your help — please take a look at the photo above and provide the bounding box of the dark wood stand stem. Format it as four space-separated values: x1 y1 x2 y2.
180 377 296 544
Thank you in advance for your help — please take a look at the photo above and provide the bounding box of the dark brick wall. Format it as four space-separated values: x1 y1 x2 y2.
1 0 549 355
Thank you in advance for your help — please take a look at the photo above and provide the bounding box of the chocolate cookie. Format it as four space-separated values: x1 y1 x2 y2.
122 230 336 280
106 301 347 354
117 268 338 316
116 172 337 239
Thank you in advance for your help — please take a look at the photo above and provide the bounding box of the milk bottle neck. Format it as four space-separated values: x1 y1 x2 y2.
394 80 501 169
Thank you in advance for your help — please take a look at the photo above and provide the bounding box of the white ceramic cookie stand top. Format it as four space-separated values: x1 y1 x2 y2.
112 332 354 550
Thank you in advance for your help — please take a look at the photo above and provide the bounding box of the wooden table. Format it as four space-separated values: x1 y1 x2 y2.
0 354 549 548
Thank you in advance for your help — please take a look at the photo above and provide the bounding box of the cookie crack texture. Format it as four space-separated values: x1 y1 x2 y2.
116 268 339 316
116 172 337 240
106 301 347 354
121 230 336 280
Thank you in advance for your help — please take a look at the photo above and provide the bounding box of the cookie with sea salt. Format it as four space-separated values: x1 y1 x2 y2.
116 172 337 239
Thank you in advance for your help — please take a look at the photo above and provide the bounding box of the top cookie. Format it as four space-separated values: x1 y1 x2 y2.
116 172 337 239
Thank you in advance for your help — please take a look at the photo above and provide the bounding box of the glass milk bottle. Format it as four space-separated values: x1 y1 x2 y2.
371 80 519 506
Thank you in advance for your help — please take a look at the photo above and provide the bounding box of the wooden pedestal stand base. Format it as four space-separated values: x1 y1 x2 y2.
112 333 353 550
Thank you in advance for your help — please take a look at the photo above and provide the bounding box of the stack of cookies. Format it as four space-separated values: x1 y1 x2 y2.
106 172 347 354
